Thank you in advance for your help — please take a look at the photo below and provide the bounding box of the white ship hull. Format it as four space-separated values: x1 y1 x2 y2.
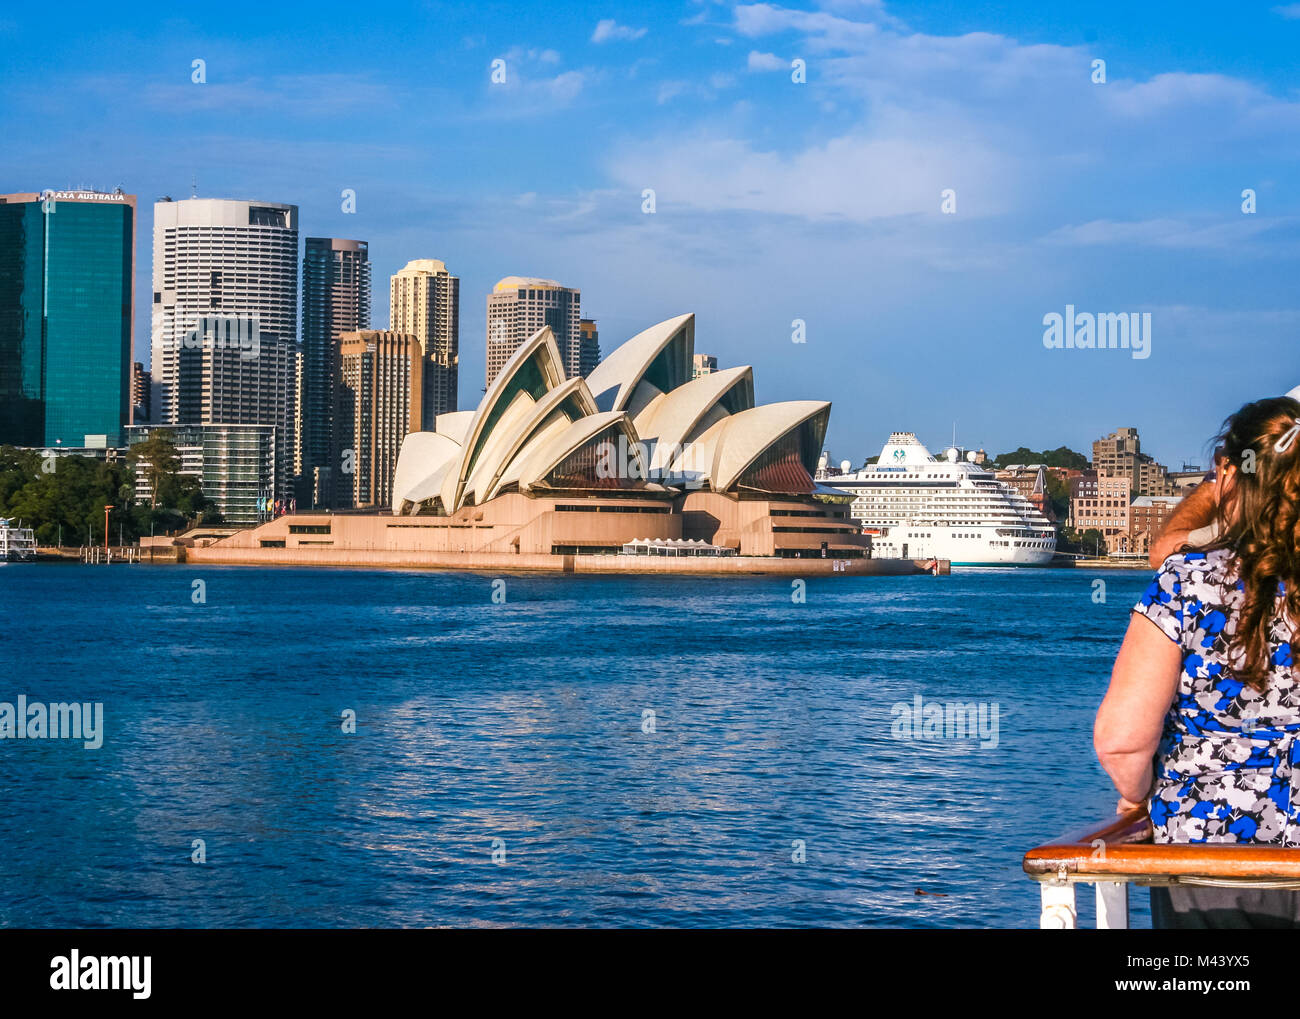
867 525 1056 566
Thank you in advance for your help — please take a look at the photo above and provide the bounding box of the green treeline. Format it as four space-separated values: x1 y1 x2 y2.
0 432 218 546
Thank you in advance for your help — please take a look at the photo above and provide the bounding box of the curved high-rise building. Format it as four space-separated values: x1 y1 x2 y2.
485 276 581 388
151 198 299 499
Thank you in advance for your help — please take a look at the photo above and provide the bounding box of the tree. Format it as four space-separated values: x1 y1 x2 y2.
991 445 1089 471
1058 525 1106 556
127 431 181 509
0 448 131 546
1043 472 1072 521
0 441 212 547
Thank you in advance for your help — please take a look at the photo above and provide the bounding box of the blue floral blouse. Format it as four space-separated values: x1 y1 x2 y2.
1134 549 1298 843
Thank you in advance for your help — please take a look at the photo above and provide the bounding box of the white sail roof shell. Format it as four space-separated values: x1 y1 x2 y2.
392 313 835 512
585 313 693 413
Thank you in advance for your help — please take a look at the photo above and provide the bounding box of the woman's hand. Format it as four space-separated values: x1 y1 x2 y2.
1116 795 1145 814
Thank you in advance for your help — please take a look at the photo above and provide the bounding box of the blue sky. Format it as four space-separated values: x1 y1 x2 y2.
4 0 1299 467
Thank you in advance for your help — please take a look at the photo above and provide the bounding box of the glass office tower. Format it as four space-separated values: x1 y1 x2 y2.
0 190 135 448
299 237 370 507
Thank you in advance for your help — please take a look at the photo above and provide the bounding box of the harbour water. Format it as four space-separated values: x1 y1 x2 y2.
0 563 1154 928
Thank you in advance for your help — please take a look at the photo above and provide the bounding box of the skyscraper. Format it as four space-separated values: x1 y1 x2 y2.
692 353 718 379
579 318 600 377
300 238 370 506
485 277 581 387
336 330 423 508
0 189 135 448
389 259 458 429
131 362 151 424
151 198 299 498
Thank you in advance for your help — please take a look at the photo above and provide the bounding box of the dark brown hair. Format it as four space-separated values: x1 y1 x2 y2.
1211 396 1300 689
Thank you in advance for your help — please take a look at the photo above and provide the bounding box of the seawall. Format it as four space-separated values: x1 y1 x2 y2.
182 544 940 576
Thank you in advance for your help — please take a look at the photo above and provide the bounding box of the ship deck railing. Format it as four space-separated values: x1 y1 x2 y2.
1023 806 1300 928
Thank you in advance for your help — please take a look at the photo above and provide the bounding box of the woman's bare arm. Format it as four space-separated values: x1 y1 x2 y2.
1149 480 1217 568
1094 613 1183 803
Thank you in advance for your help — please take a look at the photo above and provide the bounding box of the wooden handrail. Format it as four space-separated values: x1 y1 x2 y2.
1024 806 1300 882
1039 805 1155 850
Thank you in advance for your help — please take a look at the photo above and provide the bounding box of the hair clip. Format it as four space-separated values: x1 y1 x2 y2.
1277 418 1300 454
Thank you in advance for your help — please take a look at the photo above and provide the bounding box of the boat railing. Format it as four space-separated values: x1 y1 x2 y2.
1023 806 1300 928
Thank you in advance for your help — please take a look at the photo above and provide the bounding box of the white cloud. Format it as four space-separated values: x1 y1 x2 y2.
480 66 590 116
1101 72 1269 117
746 50 786 71
609 1 1300 234
608 131 1012 222
1273 3 1300 18
546 70 585 103
592 19 648 43
657 81 689 104
1043 216 1295 252
124 73 397 117
503 46 565 67
1132 305 1300 358
733 3 892 44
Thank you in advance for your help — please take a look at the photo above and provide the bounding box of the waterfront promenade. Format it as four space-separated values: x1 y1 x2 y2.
183 543 936 576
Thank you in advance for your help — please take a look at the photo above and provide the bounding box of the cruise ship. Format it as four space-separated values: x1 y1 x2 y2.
816 432 1057 566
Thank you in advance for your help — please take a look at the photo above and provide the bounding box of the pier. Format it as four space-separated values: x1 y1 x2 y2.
78 545 142 565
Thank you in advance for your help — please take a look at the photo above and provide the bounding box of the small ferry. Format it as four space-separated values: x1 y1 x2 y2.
0 518 38 562
816 432 1057 566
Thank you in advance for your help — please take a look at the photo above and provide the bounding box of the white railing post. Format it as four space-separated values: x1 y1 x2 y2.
1040 881 1077 929
1095 881 1129 929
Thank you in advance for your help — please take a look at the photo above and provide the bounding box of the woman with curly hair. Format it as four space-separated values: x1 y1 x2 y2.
1095 396 1300 928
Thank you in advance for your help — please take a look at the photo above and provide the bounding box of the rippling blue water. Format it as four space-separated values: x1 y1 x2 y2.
0 563 1155 928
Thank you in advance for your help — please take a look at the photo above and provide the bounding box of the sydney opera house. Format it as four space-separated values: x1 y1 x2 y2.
191 314 921 574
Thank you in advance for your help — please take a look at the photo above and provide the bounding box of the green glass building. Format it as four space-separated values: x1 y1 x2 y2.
0 190 135 448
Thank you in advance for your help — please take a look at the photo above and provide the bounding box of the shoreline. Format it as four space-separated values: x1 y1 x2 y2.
26 547 1153 573
181 545 942 576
